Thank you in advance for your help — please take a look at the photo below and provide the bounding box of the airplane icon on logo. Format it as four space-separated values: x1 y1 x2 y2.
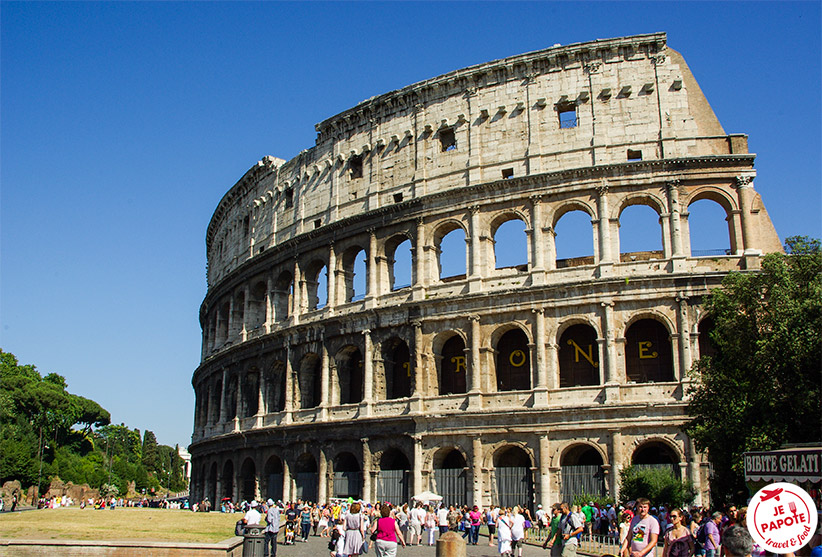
760 488 783 502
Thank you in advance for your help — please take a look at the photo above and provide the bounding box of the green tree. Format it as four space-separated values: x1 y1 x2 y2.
685 236 822 504
142 430 159 472
619 466 696 508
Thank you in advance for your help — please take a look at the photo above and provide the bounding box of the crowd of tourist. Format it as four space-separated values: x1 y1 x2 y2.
195 496 821 557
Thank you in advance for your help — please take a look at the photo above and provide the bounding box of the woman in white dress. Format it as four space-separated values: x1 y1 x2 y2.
497 507 513 556
342 502 365 557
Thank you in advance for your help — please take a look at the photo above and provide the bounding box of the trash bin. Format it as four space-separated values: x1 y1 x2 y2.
243 523 266 557
436 531 466 557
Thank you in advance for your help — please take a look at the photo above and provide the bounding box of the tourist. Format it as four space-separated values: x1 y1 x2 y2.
245 500 262 526
342 502 365 557
264 498 280 557
437 503 449 535
720 526 752 557
425 505 438 546
371 503 406 557
621 498 660 557
408 502 425 545
543 504 563 557
560 502 584 557
487 505 499 547
497 507 513 557
396 504 409 543
662 508 694 557
301 504 312 541
469 505 482 545
511 506 527 557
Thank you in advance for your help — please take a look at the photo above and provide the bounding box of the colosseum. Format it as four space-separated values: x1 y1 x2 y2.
189 32 782 509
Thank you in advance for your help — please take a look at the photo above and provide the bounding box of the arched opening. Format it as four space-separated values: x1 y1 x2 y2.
625 319 674 382
244 371 259 417
240 457 256 502
225 375 238 419
376 449 410 504
494 446 534 510
333 452 362 499
495 328 531 391
232 290 245 338
266 361 286 413
294 454 318 503
272 271 292 322
437 226 467 281
298 353 321 409
697 316 718 360
221 460 234 501
439 335 467 395
217 301 230 345
264 456 284 502
249 280 267 331
555 210 595 268
337 346 364 405
493 218 528 270
305 261 328 310
559 324 600 387
342 247 368 302
560 445 605 502
632 441 680 478
383 338 411 400
389 237 413 291
208 462 218 504
619 204 663 262
433 449 467 507
688 199 732 256
211 378 222 424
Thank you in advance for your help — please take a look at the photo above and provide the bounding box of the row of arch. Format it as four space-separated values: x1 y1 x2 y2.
203 185 743 355
194 439 682 509
195 315 716 430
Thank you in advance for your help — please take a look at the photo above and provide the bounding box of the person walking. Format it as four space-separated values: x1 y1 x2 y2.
662 508 694 557
559 502 584 557
497 507 514 557
342 502 365 557
264 499 281 557
621 498 660 557
371 504 407 557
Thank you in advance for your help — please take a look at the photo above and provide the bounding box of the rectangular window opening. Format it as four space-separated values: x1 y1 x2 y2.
314 219 322 229
393 192 404 203
502 168 514 179
558 104 578 129
284 188 294 209
627 149 643 161
349 155 363 179
440 128 456 152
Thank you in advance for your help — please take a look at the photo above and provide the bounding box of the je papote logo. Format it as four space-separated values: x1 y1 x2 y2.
748 482 818 554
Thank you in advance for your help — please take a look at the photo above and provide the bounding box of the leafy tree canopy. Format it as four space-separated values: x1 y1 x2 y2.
619 466 696 508
685 236 822 504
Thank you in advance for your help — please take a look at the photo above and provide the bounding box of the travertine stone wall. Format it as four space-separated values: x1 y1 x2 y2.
190 33 782 510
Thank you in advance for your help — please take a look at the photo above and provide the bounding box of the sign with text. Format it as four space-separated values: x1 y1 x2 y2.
747 482 818 554
744 449 822 483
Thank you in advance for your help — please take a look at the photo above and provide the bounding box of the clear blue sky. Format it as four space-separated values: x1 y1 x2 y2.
2 1 819 448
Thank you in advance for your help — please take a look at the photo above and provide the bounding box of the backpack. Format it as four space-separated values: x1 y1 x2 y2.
696 522 708 546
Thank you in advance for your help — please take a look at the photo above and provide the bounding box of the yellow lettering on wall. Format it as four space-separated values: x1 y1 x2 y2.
509 350 526 367
403 361 411 377
638 341 658 359
451 356 466 373
567 339 598 367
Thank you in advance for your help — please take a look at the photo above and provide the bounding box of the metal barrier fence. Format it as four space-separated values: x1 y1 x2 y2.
521 530 622 556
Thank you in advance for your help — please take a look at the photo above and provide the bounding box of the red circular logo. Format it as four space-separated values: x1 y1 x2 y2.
748 482 818 553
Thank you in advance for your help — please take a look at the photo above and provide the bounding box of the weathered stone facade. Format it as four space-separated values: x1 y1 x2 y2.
189 33 782 509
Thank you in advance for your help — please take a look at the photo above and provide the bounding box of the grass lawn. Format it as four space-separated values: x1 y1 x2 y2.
0 506 243 543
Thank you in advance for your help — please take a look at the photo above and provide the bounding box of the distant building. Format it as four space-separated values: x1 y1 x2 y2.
178 446 191 481
189 33 781 508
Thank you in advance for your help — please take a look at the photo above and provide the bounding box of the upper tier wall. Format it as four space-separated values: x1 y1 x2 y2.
205 33 741 287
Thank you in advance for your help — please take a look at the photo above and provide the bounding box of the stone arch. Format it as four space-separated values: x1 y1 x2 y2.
232 289 246 338
490 211 529 271
492 445 535 510
558 442 607 502
685 189 737 256
335 345 364 405
432 219 468 281
384 233 414 291
614 193 666 219
631 437 683 478
332 451 362 499
221 459 235 501
431 447 469 507
272 270 292 322
382 336 412 400
266 360 286 413
624 315 675 383
492 325 532 392
294 452 318 503
240 456 257 502
208 461 218 503
340 244 368 302
376 448 411 504
302 258 328 310
697 315 717 360
243 367 259 417
264 455 284 501
549 200 596 228
558 323 601 388
551 202 596 267
436 332 467 395
248 279 268 331
297 353 321 409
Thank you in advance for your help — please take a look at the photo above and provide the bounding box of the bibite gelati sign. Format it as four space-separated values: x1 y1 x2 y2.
748 482 818 553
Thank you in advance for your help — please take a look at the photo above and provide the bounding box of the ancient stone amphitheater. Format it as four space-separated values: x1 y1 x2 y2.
189 32 782 509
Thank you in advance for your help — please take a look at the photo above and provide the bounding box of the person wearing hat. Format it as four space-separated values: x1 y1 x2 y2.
245 500 262 526
264 499 281 557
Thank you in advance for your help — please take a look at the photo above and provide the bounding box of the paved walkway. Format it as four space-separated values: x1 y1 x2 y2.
276 532 552 557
